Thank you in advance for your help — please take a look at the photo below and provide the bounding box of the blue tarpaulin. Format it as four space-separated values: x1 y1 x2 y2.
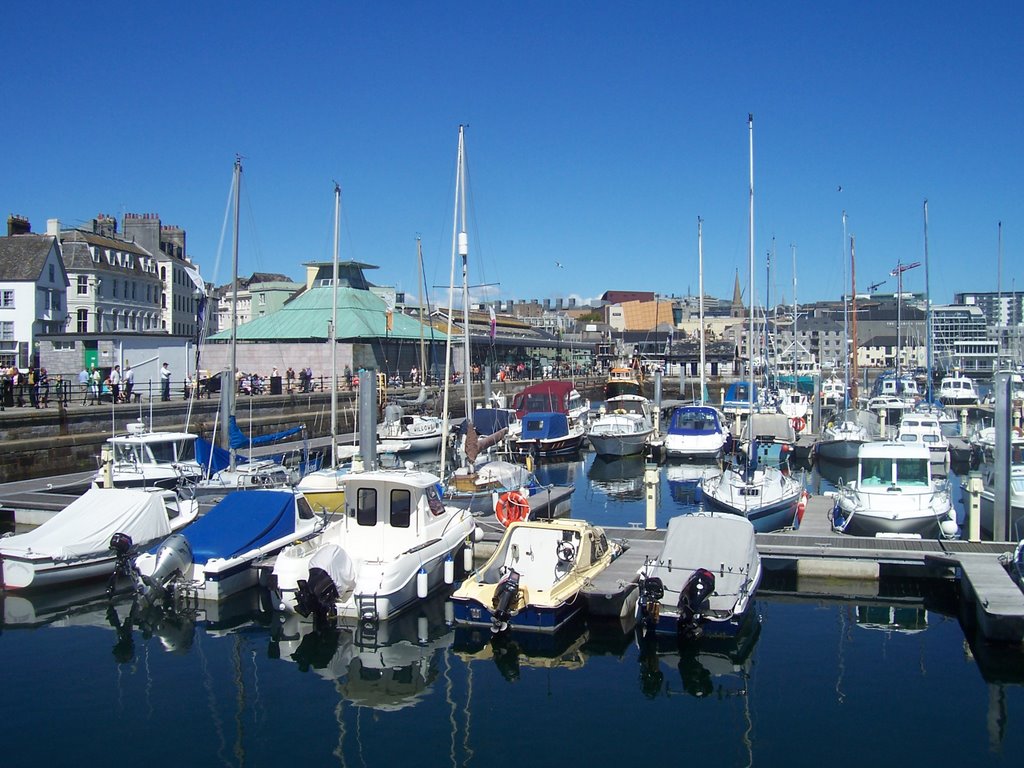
228 416 305 450
519 412 570 441
195 437 249 475
177 490 297 563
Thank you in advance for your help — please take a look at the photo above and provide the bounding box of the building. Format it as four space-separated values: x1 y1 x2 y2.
213 272 302 333
931 304 999 376
0 218 69 368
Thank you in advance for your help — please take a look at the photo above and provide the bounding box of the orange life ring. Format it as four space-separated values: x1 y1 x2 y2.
495 490 530 527
791 416 806 433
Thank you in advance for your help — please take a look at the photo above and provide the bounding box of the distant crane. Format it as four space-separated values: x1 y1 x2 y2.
866 279 887 294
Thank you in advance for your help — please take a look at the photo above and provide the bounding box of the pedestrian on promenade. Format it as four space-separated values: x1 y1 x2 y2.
160 362 171 401
123 363 134 402
110 364 122 403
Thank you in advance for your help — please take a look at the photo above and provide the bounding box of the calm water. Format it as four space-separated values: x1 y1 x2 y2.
2 451 1023 767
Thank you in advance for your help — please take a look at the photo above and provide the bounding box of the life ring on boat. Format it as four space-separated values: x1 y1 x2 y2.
495 490 530 527
791 416 806 433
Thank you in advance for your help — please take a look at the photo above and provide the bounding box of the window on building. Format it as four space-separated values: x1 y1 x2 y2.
112 279 118 298
77 276 88 295
49 263 55 282
77 308 88 334
1 290 13 308
259 293 266 305
95 310 103 333
0 321 14 341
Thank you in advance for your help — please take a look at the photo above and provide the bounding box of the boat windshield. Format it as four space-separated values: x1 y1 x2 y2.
671 412 717 432
113 443 144 464
895 458 929 486
149 442 177 464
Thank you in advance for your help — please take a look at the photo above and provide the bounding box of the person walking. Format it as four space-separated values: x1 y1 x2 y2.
38 368 49 407
78 367 89 404
123 363 134 402
160 362 171 401
90 367 101 404
109 364 122 403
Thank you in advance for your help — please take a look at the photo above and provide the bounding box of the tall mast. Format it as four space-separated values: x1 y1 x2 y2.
850 235 859 404
698 216 705 405
330 182 340 468
842 210 849 407
791 243 798 379
226 156 241 471
417 237 426 377
923 199 932 401
459 130 472 416
747 113 755 415
440 125 467 474
997 221 1003 364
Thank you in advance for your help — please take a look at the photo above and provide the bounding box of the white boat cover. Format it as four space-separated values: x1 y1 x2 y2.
309 544 357 598
652 514 760 614
0 488 171 560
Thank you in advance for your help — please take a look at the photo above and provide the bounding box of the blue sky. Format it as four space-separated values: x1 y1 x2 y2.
3 2 1020 310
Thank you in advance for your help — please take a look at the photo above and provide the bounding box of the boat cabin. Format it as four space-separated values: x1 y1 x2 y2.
341 470 450 558
513 381 588 421
856 443 932 488
668 405 723 435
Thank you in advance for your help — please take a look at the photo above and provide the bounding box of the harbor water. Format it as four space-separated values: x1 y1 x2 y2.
2 451 1022 766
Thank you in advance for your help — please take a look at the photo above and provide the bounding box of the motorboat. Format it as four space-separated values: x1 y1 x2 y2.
736 412 797 469
511 380 591 427
92 421 203 490
0 487 199 590
511 411 587 458
966 428 1024 540
377 407 445 453
603 366 643 399
938 374 980 407
896 413 950 469
697 441 805 533
587 394 654 458
815 408 879 465
635 512 762 640
776 387 810 420
820 376 847 407
130 489 325 603
450 518 625 633
271 467 478 624
866 395 914 440
831 442 957 539
663 405 728 460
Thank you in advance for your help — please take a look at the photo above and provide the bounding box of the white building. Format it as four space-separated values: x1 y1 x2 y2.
0 222 69 369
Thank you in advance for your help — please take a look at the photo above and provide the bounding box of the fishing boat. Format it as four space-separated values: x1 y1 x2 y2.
938 374 980 407
896 412 950 468
635 512 761 639
697 442 805 533
511 411 587 458
587 394 654 458
0 487 199 590
271 467 478 624
91 421 203 490
450 518 624 633
663 404 728 460
130 489 325 603
603 366 643 399
830 442 957 539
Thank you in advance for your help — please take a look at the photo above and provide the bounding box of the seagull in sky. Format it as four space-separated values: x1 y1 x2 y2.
555 261 564 268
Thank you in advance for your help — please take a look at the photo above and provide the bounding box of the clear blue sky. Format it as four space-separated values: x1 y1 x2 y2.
3 2 1021 310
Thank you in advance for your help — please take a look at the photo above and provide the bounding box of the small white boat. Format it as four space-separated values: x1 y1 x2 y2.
967 428 1024 540
815 408 880 465
820 376 847 407
450 518 624 633
635 512 762 639
0 488 199 590
92 421 203 490
938 374 979 407
587 394 654 458
132 489 325 603
271 468 478 624
831 442 957 539
377 408 445 453
896 413 950 468
664 405 728 460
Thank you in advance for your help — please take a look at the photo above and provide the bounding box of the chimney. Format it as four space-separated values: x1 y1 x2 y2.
46 218 60 237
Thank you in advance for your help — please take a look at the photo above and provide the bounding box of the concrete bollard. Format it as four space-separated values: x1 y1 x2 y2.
965 471 983 542
644 462 659 531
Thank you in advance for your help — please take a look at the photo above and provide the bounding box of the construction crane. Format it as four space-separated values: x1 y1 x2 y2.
866 279 886 294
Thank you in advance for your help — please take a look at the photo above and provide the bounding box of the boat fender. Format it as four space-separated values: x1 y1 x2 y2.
417 566 429 599
791 416 806 433
495 491 530 527
463 539 475 572
794 491 809 529
444 554 455 584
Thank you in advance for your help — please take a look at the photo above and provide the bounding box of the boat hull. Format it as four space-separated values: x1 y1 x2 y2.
814 439 863 465
450 594 583 633
1 553 118 591
513 433 586 458
587 430 652 458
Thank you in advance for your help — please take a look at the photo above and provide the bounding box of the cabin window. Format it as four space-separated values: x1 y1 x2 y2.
895 459 929 486
390 489 411 528
296 496 314 520
149 442 176 464
860 458 890 486
356 488 377 526
425 483 446 516
177 440 196 462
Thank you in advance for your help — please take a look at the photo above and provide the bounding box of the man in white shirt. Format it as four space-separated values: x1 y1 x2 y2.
123 363 135 402
110 364 122 403
160 363 171 401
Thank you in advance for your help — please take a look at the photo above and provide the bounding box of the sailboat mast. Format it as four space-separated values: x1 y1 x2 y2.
747 113 755 415
791 243 797 379
850 235 859 404
330 182 340 468
698 216 705 405
923 199 932 402
842 211 849 407
417 237 426 377
225 156 241 470
439 125 466 474
459 133 472 415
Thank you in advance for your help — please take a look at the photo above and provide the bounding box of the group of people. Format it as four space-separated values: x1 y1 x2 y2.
77 361 173 404
0 365 51 409
285 366 315 393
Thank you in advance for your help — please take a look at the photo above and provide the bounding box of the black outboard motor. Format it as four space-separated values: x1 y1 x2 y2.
636 574 665 633
678 568 715 640
107 532 135 597
490 569 521 634
295 567 340 626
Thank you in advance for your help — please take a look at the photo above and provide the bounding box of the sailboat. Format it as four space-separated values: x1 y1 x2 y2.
698 115 804 533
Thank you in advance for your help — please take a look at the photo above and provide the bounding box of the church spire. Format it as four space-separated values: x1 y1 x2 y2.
731 269 744 317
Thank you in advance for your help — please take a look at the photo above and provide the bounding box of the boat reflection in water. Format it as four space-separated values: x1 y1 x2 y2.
665 460 721 506
587 454 647 501
637 609 762 700
269 590 454 711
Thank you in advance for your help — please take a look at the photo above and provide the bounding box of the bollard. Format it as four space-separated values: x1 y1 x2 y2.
101 444 113 488
965 471 983 542
644 461 659 531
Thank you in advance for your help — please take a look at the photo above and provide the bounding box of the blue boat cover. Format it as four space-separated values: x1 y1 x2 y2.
195 437 249 474
229 416 305 450
179 490 297 563
471 408 516 436
724 382 756 404
519 412 570 441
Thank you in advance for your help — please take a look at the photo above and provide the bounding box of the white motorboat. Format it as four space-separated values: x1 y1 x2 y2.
92 421 203 490
635 512 762 639
131 489 325 603
967 428 1024 540
664 405 728 460
450 518 624 633
815 408 879 465
896 413 950 469
378 408 445 453
938 374 979 407
820 376 847 407
0 488 198 590
587 394 654 458
831 442 957 539
866 395 914 439
271 467 478 624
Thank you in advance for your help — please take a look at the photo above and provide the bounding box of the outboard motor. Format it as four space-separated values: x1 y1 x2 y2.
294 544 356 627
136 534 193 607
107 532 135 597
490 569 521 634
636 574 665 632
677 568 715 640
